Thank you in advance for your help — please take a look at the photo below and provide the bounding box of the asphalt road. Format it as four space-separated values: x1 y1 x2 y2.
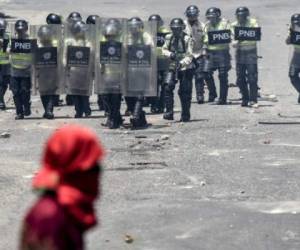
1 0 300 250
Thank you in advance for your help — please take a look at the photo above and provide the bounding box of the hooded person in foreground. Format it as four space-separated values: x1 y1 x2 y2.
19 124 105 250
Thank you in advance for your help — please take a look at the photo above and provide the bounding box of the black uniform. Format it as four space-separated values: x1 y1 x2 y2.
232 7 260 107
204 8 231 105
10 20 33 120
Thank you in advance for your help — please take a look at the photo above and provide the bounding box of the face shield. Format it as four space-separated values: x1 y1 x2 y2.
15 24 28 36
71 21 87 38
128 20 143 35
292 19 300 30
186 10 199 23
236 13 248 24
103 23 120 40
206 14 218 26
171 26 184 37
38 26 53 42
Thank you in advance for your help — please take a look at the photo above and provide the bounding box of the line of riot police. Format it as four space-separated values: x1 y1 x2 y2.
0 7 299 129
0 13 159 129
183 5 261 109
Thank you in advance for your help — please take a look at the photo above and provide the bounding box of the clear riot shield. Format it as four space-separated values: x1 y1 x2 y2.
232 17 261 65
95 18 126 94
30 24 63 96
288 26 300 69
156 19 171 71
63 22 95 96
125 20 157 97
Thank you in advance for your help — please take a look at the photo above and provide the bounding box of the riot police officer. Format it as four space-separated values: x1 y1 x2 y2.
46 13 63 107
0 18 10 110
232 7 260 107
10 20 34 119
184 5 208 104
34 25 62 119
96 18 124 129
286 14 300 103
126 17 155 128
65 20 93 118
148 14 169 113
65 12 82 107
162 18 194 122
204 7 232 105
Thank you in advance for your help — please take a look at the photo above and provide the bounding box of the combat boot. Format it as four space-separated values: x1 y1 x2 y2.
196 95 204 104
130 110 147 129
0 85 6 110
45 96 54 119
179 97 190 122
13 95 24 120
23 92 31 116
66 95 74 106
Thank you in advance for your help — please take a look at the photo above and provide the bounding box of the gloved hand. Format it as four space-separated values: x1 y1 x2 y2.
201 49 209 59
177 62 182 71
232 41 239 48
170 52 177 61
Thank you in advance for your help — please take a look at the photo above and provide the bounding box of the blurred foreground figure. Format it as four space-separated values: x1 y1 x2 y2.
20 125 105 250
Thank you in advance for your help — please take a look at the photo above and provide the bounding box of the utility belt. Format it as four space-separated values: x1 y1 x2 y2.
237 44 257 51
0 52 9 65
11 53 32 69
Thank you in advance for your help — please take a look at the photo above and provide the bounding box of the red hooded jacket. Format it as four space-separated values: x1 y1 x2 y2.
20 125 105 250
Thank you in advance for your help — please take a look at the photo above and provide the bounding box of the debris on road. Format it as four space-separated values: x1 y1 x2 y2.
124 234 134 244
263 140 271 144
200 181 206 187
160 134 170 141
259 121 300 125
0 131 11 138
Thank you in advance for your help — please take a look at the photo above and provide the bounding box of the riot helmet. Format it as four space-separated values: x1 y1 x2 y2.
70 20 87 38
148 14 163 29
68 12 82 23
185 5 199 22
236 7 250 24
46 13 62 24
15 19 28 35
206 7 219 25
86 15 99 25
170 18 185 37
103 18 122 39
291 14 300 27
128 17 144 35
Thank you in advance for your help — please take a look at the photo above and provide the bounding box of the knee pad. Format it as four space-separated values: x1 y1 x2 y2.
204 72 214 81
164 71 176 85
165 83 175 93
248 73 258 84
289 66 299 78
219 67 229 77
